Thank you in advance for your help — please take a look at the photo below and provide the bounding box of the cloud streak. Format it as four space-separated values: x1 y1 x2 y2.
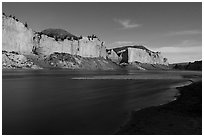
113 41 136 45
114 19 141 29
166 30 201 36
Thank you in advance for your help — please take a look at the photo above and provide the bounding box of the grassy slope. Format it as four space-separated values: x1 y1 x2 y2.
25 53 121 70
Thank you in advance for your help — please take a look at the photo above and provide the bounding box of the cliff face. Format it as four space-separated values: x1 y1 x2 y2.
108 46 168 66
2 15 106 59
127 48 168 65
2 14 118 70
2 14 169 70
33 34 106 58
2 15 34 54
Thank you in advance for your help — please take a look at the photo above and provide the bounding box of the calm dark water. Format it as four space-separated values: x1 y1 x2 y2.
2 70 201 135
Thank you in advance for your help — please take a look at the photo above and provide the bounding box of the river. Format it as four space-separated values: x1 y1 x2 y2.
2 70 201 135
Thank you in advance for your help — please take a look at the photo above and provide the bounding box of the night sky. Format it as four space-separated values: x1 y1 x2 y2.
2 2 202 63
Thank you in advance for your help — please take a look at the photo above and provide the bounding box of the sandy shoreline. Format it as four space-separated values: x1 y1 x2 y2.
116 80 202 135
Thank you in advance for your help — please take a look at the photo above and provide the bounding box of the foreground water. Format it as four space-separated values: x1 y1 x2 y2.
2 70 201 135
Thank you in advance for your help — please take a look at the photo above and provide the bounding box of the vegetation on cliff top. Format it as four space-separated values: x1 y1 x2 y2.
41 28 77 40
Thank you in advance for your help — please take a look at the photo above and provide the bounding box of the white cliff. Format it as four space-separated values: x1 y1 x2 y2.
2 14 169 70
108 46 168 66
2 14 107 58
33 34 106 58
2 15 34 54
127 48 168 65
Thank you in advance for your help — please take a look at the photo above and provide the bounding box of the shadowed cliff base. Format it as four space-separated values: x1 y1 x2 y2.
116 81 202 135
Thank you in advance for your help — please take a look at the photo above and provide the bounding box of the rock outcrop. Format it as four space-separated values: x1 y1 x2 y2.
2 13 169 70
107 45 168 66
2 14 106 59
2 15 34 54
33 33 106 58
2 14 118 70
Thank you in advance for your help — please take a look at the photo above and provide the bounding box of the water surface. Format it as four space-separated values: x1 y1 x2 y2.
2 70 201 135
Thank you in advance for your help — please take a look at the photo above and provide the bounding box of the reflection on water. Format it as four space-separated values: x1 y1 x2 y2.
2 70 201 135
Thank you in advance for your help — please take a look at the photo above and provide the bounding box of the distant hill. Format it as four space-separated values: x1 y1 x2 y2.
41 28 77 39
170 61 202 71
